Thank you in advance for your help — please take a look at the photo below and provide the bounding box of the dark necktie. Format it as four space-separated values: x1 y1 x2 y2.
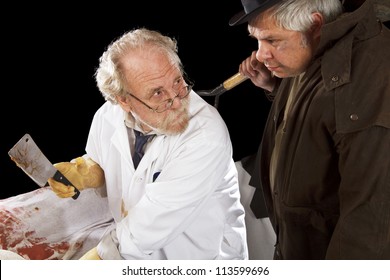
133 130 153 169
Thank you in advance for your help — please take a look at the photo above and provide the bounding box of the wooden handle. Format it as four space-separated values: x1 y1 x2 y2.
222 72 249 90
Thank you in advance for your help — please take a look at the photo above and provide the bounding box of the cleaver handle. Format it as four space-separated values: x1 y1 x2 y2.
52 170 80 199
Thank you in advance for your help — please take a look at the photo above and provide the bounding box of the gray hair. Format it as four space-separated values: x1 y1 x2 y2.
252 0 343 32
95 28 182 103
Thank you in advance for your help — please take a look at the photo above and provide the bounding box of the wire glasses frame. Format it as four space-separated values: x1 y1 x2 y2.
127 79 194 113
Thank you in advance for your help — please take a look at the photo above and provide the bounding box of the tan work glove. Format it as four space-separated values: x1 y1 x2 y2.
48 156 105 198
79 247 101 260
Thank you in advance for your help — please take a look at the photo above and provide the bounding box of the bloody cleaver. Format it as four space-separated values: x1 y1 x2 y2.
8 133 80 199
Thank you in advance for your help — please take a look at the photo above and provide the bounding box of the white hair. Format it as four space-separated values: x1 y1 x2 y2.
252 0 343 32
95 28 182 104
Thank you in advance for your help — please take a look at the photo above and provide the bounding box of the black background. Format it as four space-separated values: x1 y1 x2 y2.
1 2 270 198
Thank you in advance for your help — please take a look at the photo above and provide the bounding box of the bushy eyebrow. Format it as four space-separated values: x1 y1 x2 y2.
249 32 278 42
145 74 183 99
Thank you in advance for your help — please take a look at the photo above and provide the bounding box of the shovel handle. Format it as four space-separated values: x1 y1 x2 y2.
222 72 249 90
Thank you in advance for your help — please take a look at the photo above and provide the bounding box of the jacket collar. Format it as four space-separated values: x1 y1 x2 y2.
316 0 378 57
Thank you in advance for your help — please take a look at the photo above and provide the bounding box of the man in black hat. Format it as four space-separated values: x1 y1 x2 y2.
230 0 390 259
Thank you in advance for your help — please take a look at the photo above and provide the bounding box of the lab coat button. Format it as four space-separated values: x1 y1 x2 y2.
136 177 143 182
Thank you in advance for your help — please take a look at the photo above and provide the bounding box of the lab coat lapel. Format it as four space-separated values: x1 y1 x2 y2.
111 123 133 169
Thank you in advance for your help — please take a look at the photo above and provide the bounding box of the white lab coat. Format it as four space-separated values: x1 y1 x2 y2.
86 92 248 259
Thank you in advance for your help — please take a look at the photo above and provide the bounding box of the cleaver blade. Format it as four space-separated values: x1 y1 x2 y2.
8 133 80 199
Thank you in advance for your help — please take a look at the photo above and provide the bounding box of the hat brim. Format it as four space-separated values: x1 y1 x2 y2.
229 10 258 26
229 0 281 26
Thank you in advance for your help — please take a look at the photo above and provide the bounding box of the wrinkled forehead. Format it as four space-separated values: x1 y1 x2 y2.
121 49 181 91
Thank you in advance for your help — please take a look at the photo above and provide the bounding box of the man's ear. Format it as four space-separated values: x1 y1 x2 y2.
116 95 127 105
310 12 324 39
116 95 132 112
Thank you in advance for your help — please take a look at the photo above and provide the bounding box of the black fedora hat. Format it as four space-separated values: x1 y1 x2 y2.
229 0 283 26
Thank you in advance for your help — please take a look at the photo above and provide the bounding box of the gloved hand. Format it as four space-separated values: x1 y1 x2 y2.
79 247 101 260
48 156 105 198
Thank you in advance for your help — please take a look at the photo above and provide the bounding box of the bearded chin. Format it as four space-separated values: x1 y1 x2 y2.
159 106 189 135
132 100 190 136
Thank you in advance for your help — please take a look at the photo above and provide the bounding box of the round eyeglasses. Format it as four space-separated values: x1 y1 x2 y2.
127 80 194 113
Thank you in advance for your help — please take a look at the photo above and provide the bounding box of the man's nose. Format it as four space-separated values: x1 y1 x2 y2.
256 41 272 61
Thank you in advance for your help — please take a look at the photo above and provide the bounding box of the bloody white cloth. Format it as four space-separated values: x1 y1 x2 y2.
235 160 276 259
0 187 113 260
0 159 275 260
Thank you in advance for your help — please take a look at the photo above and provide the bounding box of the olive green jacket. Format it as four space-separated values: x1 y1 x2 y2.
250 0 390 259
